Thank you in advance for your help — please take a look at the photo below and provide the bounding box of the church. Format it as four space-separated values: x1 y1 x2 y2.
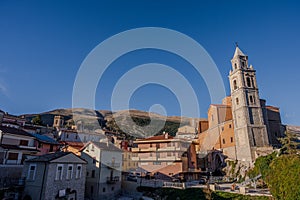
197 46 285 165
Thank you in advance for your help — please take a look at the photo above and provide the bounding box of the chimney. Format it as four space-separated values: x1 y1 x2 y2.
164 132 168 139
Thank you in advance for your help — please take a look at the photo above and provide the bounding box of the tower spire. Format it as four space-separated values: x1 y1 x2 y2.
233 44 246 58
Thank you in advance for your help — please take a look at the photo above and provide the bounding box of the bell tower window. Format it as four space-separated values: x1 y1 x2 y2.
249 95 253 103
246 77 252 87
233 80 237 90
236 98 239 105
234 63 237 70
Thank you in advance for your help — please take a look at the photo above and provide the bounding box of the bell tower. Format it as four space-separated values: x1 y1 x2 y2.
229 45 269 164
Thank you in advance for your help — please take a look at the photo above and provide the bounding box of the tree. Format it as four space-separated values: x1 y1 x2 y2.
32 115 43 125
247 152 276 179
279 131 300 155
265 154 300 200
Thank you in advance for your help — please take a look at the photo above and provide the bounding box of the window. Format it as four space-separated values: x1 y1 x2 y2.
221 127 224 131
93 159 96 164
86 171 89 177
234 63 237 69
236 98 239 105
153 162 161 165
75 134 78 140
241 61 245 67
91 145 94 152
66 164 73 180
8 152 18 160
112 187 114 191
103 187 106 192
66 134 69 138
55 164 63 180
233 80 237 90
231 137 234 143
246 77 252 87
167 152 172 157
27 164 36 181
150 152 153 157
19 140 29 146
229 124 232 128
91 170 95 178
222 139 225 144
249 95 253 104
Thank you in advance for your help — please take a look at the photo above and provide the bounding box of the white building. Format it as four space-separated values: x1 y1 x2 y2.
80 140 122 199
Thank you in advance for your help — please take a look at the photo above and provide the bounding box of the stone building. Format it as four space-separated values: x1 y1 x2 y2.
198 46 284 166
22 152 87 200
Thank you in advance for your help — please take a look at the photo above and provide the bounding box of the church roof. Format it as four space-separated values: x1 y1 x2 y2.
233 46 246 58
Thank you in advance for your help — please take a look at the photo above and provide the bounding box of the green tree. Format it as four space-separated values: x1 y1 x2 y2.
247 152 276 179
265 154 300 200
32 115 43 125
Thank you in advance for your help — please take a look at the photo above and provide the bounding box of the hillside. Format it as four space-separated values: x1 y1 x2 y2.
21 108 205 138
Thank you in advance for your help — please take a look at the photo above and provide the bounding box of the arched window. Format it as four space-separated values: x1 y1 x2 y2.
234 63 237 69
233 80 237 90
246 77 252 87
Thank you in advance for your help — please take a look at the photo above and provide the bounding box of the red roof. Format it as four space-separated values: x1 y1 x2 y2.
143 134 173 141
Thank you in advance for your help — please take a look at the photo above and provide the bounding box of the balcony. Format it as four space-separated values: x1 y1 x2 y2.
157 147 184 151
105 162 120 168
0 159 23 165
158 156 182 161
131 147 157 152
131 157 140 161
131 148 139 152
140 157 156 161
106 176 120 184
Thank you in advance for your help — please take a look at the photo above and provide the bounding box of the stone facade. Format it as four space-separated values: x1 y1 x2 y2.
229 46 270 164
197 46 284 166
22 152 87 200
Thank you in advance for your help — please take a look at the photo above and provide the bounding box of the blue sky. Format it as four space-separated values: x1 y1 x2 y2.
0 0 300 125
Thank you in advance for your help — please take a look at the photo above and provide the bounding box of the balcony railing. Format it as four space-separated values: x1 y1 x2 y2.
131 147 157 152
131 157 140 161
140 157 156 161
105 162 120 168
106 176 120 184
0 159 23 165
131 148 139 152
158 156 182 161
